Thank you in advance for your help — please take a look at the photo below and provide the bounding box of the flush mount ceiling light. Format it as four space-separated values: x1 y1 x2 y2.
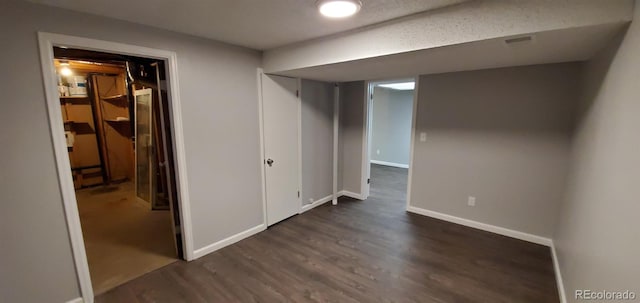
317 0 362 18
378 82 415 90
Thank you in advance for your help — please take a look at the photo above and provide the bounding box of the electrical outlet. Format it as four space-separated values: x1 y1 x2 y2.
309 198 314 203
376 149 380 155
419 132 427 142
468 196 476 207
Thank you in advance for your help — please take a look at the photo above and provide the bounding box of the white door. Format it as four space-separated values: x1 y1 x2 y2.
261 73 300 226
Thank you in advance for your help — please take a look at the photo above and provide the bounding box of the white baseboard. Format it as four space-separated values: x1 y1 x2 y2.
300 194 333 213
66 298 84 303
550 241 567 303
192 224 266 259
338 190 364 200
406 206 552 246
370 160 409 169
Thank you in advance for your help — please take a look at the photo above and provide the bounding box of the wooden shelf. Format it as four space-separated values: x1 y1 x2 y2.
65 121 95 135
104 118 132 137
61 96 89 99
102 94 127 100
101 94 128 107
60 96 91 104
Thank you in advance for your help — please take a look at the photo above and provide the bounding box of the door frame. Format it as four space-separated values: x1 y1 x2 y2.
256 69 303 225
38 32 194 302
361 77 419 205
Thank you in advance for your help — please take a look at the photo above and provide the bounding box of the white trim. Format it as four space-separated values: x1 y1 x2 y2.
550 241 567 303
406 206 552 246
406 76 419 210
38 33 93 303
360 82 371 200
300 194 333 213
297 78 303 209
337 190 365 200
164 41 195 261
364 78 418 206
38 32 195 302
370 160 409 169
257 69 268 227
66 297 84 303
192 224 266 259
332 83 339 205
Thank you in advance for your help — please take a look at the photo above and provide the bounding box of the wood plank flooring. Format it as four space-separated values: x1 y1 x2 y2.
97 164 559 302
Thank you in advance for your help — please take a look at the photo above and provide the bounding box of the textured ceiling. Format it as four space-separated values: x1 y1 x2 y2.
274 23 627 82
26 0 469 50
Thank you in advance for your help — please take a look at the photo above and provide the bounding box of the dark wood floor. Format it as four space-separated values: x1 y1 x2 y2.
97 164 559 302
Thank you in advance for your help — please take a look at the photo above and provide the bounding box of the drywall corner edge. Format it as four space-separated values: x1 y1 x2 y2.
551 241 567 303
338 190 365 200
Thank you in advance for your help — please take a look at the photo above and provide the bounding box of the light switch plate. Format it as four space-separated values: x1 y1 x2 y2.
419 132 427 142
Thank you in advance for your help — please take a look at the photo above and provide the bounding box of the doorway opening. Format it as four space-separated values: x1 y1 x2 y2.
364 79 416 207
53 47 182 295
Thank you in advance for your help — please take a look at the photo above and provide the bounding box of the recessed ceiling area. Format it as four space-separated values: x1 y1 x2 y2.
25 0 469 50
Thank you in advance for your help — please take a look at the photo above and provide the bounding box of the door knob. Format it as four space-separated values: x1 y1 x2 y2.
266 159 274 166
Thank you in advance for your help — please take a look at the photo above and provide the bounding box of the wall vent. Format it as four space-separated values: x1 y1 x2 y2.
504 35 534 45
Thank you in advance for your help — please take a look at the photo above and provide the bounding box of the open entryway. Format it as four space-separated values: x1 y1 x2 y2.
363 79 417 207
51 46 183 295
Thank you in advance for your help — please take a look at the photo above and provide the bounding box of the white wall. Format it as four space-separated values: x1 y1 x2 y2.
370 87 413 167
0 1 262 302
409 63 580 238
554 3 640 300
301 80 334 204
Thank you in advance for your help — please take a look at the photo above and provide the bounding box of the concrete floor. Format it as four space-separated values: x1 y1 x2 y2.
76 182 177 295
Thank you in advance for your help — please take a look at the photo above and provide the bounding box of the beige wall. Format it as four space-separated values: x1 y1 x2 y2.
554 3 640 301
0 1 262 302
301 80 334 204
410 63 580 238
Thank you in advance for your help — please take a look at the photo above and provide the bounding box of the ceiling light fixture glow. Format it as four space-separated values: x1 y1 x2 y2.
377 82 415 90
60 67 73 76
317 0 362 18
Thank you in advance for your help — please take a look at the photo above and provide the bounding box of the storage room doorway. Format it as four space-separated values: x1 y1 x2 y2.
53 47 182 295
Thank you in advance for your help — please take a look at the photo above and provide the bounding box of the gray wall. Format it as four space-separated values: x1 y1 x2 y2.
410 63 580 238
370 87 413 166
0 1 262 302
301 80 334 204
554 3 640 300
338 81 365 194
